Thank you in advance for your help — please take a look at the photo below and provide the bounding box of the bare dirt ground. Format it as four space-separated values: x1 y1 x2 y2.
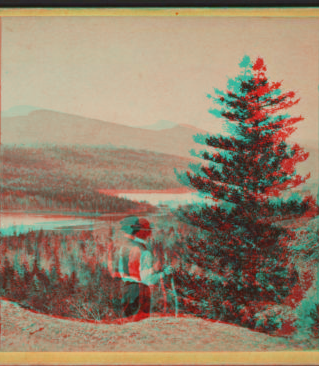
0 300 302 352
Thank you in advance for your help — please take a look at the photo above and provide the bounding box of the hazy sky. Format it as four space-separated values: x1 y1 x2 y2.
1 16 319 143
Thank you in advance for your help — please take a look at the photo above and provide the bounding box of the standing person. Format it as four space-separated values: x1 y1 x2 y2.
108 216 171 321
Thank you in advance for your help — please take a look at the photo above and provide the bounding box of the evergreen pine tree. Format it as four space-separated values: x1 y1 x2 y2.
175 56 318 329
30 274 42 295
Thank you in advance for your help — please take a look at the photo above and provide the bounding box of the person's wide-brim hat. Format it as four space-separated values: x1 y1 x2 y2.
120 216 154 234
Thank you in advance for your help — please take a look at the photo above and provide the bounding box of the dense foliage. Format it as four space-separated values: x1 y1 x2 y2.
290 217 319 344
0 186 153 214
0 215 189 321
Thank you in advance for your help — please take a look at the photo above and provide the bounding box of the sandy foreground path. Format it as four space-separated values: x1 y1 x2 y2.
1 300 301 352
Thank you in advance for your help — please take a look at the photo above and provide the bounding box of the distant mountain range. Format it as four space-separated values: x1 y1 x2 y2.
1 107 206 158
137 120 178 130
2 107 178 131
1 105 41 118
1 106 317 191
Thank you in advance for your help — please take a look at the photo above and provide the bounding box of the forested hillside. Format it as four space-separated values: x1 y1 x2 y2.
1 144 189 212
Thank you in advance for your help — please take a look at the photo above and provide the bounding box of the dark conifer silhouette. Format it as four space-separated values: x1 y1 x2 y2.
175 56 318 330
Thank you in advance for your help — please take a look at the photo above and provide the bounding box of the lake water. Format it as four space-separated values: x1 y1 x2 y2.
0 192 210 235
0 212 99 236
117 192 209 207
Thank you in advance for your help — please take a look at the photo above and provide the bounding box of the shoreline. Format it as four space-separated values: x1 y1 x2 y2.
0 207 156 220
99 187 193 195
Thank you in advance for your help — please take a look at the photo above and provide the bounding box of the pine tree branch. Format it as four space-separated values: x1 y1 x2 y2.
187 172 246 205
205 135 247 153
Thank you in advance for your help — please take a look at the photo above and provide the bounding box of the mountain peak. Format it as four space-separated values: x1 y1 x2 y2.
1 105 41 117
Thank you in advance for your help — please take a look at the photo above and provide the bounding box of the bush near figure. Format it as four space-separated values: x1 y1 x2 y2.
174 56 318 334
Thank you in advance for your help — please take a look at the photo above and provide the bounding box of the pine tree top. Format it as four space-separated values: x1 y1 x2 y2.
177 55 318 229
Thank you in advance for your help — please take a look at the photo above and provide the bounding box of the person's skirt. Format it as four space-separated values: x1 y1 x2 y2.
121 281 151 318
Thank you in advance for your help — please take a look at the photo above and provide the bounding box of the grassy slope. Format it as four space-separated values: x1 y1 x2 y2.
1 299 301 352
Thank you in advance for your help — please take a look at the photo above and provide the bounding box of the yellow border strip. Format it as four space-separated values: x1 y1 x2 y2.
0 7 319 17
0 352 319 365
